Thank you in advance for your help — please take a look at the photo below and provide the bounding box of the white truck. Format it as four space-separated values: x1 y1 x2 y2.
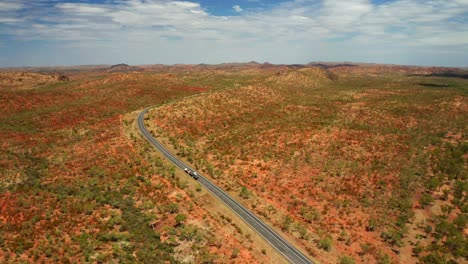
184 168 199 180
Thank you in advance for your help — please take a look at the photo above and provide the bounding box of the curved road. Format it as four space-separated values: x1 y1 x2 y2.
138 108 314 264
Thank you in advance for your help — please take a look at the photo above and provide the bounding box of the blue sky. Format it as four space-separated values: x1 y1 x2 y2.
0 0 467 67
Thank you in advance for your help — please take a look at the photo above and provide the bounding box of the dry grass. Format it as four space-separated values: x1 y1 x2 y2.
0 72 64 91
1 65 466 263
147 66 467 264
0 70 261 263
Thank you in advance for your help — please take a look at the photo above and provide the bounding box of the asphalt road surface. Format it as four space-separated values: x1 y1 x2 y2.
137 108 314 264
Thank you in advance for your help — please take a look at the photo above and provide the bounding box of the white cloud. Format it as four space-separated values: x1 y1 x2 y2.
0 2 23 11
4 0 468 46
0 17 21 23
319 0 373 28
56 3 110 14
454 0 468 5
172 1 200 8
0 1 25 26
233 5 243 12
1 0 467 66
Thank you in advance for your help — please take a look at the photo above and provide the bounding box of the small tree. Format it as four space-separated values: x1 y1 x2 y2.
240 186 250 199
175 214 187 226
419 193 434 207
282 215 293 231
166 203 179 214
340 255 355 264
231 248 240 259
424 224 433 236
296 223 309 240
319 237 333 251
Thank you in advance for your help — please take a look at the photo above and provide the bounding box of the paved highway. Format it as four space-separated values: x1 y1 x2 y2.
138 108 314 264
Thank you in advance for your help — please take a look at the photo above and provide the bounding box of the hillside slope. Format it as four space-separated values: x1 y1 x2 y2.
0 70 270 263
147 66 467 263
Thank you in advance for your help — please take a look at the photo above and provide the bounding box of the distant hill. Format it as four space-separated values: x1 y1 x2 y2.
106 64 142 72
0 65 109 73
308 62 357 69
0 72 68 90
2 62 465 76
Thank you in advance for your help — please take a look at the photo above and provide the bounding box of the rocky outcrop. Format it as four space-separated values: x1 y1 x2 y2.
106 64 142 72
268 67 338 87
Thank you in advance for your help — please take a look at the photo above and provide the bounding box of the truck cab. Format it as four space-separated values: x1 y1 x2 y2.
184 168 199 180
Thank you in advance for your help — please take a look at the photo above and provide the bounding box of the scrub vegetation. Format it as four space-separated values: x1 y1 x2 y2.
1 63 466 263
0 68 265 263
147 64 467 264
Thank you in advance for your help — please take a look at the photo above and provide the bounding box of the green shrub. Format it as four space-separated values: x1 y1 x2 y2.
162 203 179 214
425 176 441 191
380 228 404 247
340 255 355 264
424 224 433 235
301 206 321 222
435 143 467 180
366 219 377 232
413 244 422 256
453 180 467 206
175 214 187 226
295 223 309 240
98 232 127 242
454 214 467 229
231 248 240 258
319 237 333 251
420 193 434 207
420 252 448 264
378 253 391 264
282 215 293 231
179 225 200 241
239 186 250 199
